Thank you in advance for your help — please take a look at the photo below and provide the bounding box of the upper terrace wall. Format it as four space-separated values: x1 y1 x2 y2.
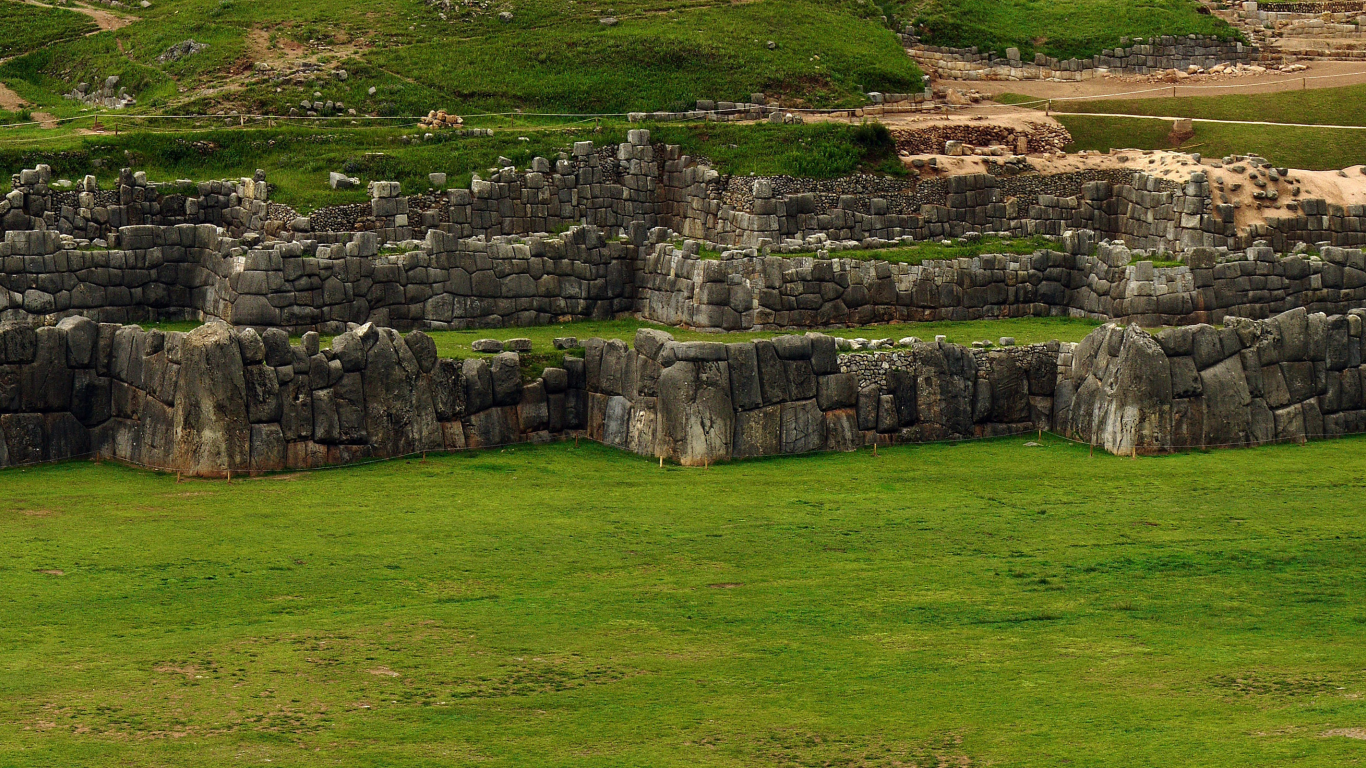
637 232 1366 330
8 220 1366 334
10 132 1363 259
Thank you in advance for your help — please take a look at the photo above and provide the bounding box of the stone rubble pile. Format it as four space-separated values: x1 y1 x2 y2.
63 76 135 109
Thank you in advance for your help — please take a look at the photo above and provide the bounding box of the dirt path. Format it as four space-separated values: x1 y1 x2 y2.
0 81 25 110
806 103 1071 133
937 60 1366 102
19 0 136 33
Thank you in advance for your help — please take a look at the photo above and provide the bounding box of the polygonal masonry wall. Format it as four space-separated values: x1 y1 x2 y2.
6 224 1366 334
8 131 1365 258
2 306 1363 473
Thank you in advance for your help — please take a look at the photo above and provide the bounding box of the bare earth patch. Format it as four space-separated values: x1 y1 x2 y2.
1323 728 1366 739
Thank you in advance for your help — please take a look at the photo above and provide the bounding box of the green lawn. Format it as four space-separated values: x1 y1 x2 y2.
4 435 1366 765
998 84 1366 170
842 234 1059 265
141 315 1102 366
0 1 95 59
1028 83 1366 127
896 0 1238 61
1053 114 1366 171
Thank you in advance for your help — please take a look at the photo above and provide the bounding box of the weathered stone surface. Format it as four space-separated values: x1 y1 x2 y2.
1083 325 1172 454
657 359 732 465
250 423 286 471
244 364 281 423
781 399 825 453
490 352 522 406
172 323 250 475
816 373 857 411
405 331 438 373
333 331 366 372
823 408 860 452
726 342 763 411
463 358 493 413
733 403 780 459
1200 356 1251 448
753 339 789 405
57 316 97 368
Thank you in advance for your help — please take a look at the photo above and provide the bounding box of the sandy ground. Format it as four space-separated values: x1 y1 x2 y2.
807 103 1066 132
937 60 1366 102
904 146 1366 228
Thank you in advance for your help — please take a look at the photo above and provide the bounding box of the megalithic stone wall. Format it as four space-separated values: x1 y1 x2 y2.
563 329 1059 465
0 320 1061 473
1057 306 1366 453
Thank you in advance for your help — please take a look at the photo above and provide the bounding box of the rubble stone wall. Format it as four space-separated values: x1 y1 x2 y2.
906 35 1257 82
11 134 1365 259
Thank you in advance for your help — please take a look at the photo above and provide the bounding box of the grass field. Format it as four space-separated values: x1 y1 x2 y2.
1035 83 1366 128
1000 84 1366 170
0 1 96 59
141 316 1104 375
0 0 921 117
1054 115 1366 171
0 121 902 211
895 0 1239 60
844 234 1059 265
4 435 1366 765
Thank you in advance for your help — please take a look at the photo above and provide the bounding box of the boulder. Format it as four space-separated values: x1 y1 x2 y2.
57 316 97 368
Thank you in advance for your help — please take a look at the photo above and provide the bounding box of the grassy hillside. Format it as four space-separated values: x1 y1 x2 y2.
895 0 1240 60
0 1 96 59
0 0 922 117
3 436 1366 765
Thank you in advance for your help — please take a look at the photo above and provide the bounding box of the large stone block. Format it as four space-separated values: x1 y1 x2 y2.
780 399 825 454
733 404 780 459
657 360 733 466
816 373 857 411
171 323 251 475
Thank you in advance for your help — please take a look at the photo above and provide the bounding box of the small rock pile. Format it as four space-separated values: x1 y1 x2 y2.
63 76 135 109
420 110 464 129
892 122 1071 156
157 39 208 63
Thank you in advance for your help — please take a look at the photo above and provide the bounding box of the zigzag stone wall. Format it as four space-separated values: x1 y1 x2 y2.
636 232 1366 330
9 220 1366 335
12 132 1365 259
0 321 1058 472
7 306 1366 472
